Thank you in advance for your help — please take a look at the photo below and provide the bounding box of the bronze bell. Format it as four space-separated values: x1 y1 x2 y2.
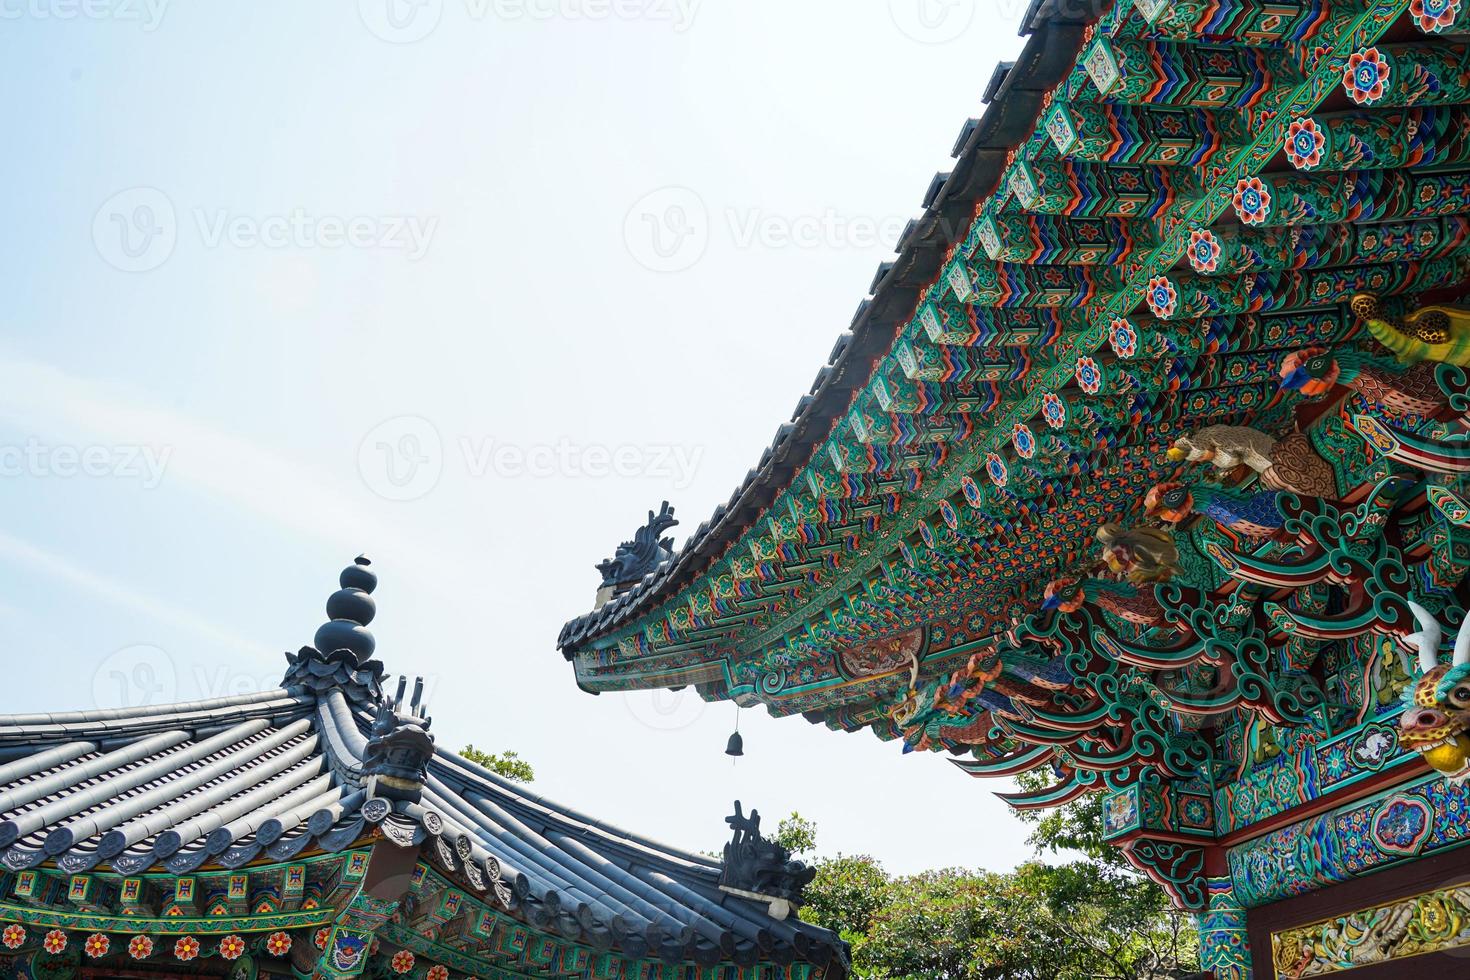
724 731 744 757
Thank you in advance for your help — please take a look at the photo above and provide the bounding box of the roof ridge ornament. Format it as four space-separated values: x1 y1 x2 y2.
717 800 815 921
594 501 678 605
362 675 435 804
282 556 386 705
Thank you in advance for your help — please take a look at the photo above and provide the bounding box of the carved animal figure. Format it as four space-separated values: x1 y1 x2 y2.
1095 523 1180 584
1279 345 1447 419
1042 575 1166 628
596 501 678 588
1144 481 1286 539
1398 600 1470 784
1353 292 1470 366
1166 425 1337 499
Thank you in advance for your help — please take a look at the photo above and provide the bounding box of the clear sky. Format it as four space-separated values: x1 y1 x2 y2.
1 0 1047 874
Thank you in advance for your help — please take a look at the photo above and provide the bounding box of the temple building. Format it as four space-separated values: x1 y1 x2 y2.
560 2 1470 977
0 558 846 979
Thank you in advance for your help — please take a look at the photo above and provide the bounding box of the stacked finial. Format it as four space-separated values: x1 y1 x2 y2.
313 555 377 665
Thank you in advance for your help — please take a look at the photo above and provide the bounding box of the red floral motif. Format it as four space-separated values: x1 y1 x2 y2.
2 925 24 950
1232 177 1272 226
427 966 450 980
1107 318 1138 359
83 933 110 958
1343 47 1391 105
128 935 154 960
1284 117 1326 170
1041 392 1067 430
1187 229 1221 274
1412 0 1461 32
1011 422 1036 459
391 950 417 974
42 930 67 955
314 927 331 950
174 936 200 961
218 935 246 960
984 452 1008 488
1074 357 1103 395
1144 276 1178 319
265 931 292 956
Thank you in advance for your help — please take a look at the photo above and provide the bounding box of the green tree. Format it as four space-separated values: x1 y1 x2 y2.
792 807 1199 979
459 745 535 783
774 811 818 855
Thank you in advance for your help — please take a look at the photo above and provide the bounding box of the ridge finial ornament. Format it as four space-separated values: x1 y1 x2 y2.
717 800 815 920
282 557 386 704
596 501 678 592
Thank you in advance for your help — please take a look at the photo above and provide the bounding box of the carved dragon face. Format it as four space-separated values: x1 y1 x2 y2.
1400 664 1470 782
1144 482 1194 523
1279 346 1341 396
1042 577 1084 613
1399 601 1470 783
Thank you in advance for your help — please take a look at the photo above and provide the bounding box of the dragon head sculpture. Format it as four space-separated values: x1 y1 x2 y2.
1399 601 1470 783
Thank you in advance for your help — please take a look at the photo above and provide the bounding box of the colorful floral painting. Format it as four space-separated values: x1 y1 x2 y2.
391 949 416 974
1233 177 1272 226
218 934 246 960
265 932 292 956
1145 276 1178 318
1012 422 1036 458
1108 317 1138 358
1041 392 1067 429
1284 117 1326 170
985 452 1008 488
2 926 24 950
174 936 200 961
1412 0 1461 32
1188 228 1222 275
1075 357 1103 395
1343 47 1391 105
128 935 154 960
84 933 110 958
42 930 67 955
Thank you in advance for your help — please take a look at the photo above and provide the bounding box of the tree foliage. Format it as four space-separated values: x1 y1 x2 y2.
459 745 536 783
794 808 1198 979
774 811 818 855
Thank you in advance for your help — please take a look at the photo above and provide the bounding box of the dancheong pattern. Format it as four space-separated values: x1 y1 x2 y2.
559 1 1470 977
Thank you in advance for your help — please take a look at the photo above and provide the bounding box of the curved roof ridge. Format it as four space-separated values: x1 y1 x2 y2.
0 687 301 731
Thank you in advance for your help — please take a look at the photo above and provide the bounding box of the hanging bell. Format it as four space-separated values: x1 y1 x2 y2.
724 730 744 757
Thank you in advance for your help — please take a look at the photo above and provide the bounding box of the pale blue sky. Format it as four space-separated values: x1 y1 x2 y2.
1 0 1045 873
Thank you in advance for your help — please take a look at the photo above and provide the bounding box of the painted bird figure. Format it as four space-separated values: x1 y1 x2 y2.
1144 481 1286 539
1166 424 1338 500
1280 344 1448 419
1353 292 1470 367
1042 575 1167 628
1095 523 1180 584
